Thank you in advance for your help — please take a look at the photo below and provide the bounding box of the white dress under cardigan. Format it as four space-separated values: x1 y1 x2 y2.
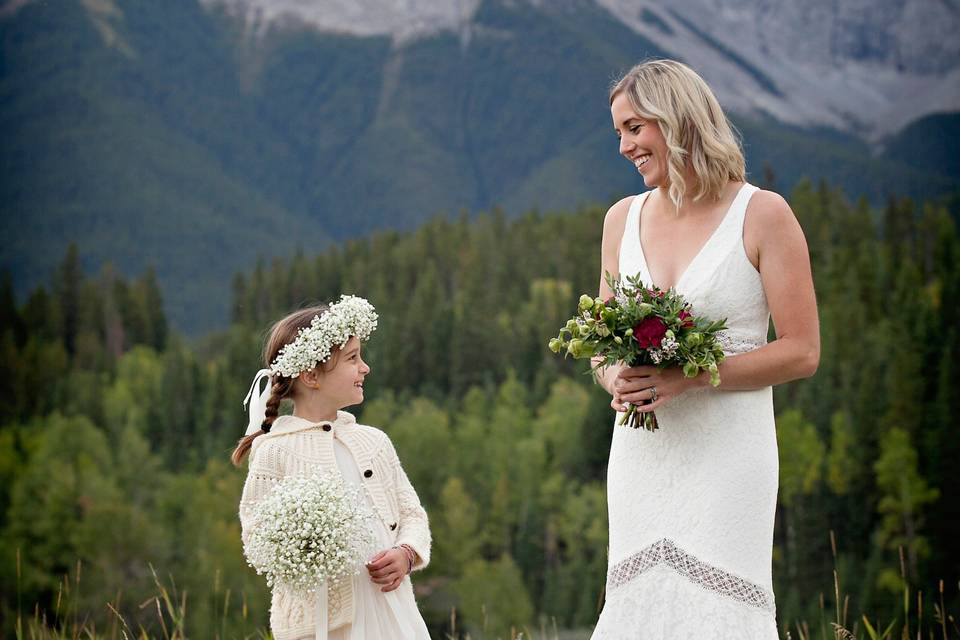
329 439 430 639
592 183 780 639
239 411 431 640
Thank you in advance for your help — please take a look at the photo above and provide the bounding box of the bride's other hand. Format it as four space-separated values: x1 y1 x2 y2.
593 360 625 408
613 365 706 412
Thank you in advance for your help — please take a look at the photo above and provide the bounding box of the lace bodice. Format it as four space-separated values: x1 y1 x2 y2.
618 183 770 355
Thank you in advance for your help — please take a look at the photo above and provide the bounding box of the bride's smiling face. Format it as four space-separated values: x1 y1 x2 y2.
611 92 669 189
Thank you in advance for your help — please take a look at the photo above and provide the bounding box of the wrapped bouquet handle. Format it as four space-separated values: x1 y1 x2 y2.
314 586 328 640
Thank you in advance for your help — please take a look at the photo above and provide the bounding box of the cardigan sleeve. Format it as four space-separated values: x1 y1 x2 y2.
238 443 281 548
385 436 432 571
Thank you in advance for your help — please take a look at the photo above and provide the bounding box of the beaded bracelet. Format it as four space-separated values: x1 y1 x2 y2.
392 544 416 575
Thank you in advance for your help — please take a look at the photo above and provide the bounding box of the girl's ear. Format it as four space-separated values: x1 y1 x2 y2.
299 368 322 390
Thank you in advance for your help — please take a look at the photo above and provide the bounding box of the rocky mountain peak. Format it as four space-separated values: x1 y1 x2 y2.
197 0 960 139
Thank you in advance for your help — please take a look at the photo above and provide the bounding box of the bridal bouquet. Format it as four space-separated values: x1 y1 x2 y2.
244 473 374 594
548 273 727 431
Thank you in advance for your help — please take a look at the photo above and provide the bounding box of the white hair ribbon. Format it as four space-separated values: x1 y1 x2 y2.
243 369 273 436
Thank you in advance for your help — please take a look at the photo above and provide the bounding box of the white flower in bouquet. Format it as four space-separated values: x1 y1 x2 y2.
244 472 374 594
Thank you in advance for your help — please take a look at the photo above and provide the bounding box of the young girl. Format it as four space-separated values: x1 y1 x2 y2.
233 296 432 640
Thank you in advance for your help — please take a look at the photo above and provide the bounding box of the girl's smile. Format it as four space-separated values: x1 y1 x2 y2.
292 336 371 423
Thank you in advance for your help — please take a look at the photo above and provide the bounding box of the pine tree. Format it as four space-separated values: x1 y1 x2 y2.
139 268 167 351
54 243 82 356
873 427 939 588
434 477 481 576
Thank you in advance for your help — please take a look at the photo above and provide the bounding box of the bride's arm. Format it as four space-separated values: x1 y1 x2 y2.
708 190 820 391
592 196 634 397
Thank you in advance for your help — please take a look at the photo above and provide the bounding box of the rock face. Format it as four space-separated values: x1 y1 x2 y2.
594 0 960 138
199 0 960 139
200 0 481 42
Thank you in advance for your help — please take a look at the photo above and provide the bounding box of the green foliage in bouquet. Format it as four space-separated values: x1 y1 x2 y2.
548 272 728 430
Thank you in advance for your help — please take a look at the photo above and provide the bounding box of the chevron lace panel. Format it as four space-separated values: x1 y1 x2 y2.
606 539 775 614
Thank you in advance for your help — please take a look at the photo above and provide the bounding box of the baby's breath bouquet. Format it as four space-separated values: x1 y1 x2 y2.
244 472 374 594
548 273 727 431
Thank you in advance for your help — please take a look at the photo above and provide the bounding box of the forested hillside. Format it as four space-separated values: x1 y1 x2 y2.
1 180 958 638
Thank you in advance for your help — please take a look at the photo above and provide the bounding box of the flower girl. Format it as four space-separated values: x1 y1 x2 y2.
232 296 432 640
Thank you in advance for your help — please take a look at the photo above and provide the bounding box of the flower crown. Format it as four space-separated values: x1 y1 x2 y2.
270 296 378 378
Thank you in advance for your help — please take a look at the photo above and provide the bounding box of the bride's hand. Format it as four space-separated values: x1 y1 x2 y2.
612 365 705 412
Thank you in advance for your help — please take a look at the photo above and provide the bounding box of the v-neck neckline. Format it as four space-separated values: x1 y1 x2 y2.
636 183 746 291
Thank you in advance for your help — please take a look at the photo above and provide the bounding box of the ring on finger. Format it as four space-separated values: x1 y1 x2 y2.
649 386 658 402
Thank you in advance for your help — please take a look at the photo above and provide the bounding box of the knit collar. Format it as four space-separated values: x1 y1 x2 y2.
265 410 357 436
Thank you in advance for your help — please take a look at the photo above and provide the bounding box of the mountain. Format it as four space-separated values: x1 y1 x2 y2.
881 112 960 180
1 0 958 334
204 0 960 140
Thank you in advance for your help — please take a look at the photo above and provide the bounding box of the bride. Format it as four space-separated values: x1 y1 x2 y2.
590 59 820 638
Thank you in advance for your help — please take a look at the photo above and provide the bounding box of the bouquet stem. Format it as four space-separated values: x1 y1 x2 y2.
618 402 659 431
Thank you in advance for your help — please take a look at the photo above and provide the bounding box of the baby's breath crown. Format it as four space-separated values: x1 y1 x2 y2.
270 295 378 378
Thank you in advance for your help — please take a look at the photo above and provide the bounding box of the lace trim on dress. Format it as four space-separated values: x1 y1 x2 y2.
606 539 775 614
717 331 766 355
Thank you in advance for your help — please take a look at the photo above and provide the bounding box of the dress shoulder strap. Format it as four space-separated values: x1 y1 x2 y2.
620 191 651 255
725 183 759 237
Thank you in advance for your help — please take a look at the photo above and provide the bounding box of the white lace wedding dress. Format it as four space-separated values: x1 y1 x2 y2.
592 183 780 639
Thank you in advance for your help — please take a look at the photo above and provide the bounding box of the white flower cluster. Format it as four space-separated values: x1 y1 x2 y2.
244 472 375 595
270 295 379 378
649 335 680 365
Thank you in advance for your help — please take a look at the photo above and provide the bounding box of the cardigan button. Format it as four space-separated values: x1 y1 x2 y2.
363 469 373 478
322 424 331 432
390 522 397 531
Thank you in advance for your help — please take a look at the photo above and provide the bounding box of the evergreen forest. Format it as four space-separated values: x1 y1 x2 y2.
1 179 959 639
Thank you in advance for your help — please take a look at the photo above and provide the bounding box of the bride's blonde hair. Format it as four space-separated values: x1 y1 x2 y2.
610 59 745 210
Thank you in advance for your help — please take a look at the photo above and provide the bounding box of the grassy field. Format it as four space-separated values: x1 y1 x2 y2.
11 543 958 640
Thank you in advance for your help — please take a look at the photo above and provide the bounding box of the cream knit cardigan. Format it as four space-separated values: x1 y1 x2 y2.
239 411 431 640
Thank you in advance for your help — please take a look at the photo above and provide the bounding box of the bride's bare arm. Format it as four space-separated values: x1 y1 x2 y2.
709 190 820 391
593 196 634 395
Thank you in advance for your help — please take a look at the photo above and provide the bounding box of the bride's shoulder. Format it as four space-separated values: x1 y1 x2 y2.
603 192 647 232
746 188 792 222
605 194 636 221
744 188 808 258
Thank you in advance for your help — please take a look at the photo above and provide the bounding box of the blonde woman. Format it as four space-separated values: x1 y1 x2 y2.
591 60 819 638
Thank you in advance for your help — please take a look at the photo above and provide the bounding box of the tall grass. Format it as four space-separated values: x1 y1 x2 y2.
12 554 266 640
12 538 958 640
786 532 958 640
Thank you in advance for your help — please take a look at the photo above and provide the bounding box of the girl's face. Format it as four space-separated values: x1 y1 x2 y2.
314 336 371 409
611 92 669 189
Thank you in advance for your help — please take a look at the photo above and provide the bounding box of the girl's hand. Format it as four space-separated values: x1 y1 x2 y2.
366 548 407 592
611 365 705 413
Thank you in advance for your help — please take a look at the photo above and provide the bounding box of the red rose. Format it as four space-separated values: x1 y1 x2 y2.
679 309 695 328
633 316 668 349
